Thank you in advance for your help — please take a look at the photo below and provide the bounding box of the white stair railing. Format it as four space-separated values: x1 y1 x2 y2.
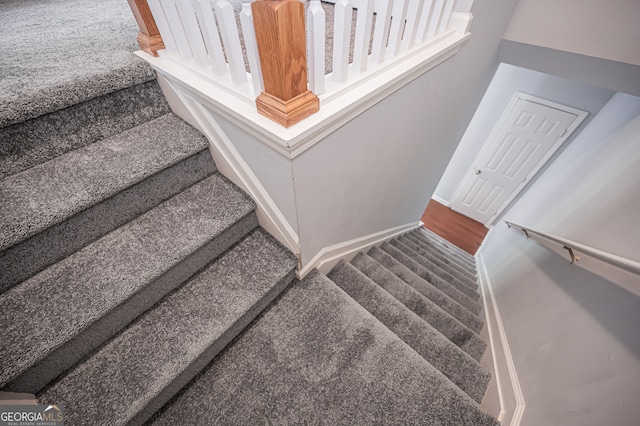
147 0 261 98
139 0 471 126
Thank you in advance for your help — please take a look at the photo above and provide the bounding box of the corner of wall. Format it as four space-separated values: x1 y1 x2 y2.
477 252 525 426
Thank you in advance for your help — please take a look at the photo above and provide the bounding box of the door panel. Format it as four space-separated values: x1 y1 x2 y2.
451 94 586 225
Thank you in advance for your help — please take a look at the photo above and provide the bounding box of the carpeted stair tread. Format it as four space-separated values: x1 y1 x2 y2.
381 242 481 315
351 253 486 358
404 233 478 281
0 174 257 391
150 271 498 426
414 229 476 266
0 113 207 253
328 261 490 401
409 230 477 272
408 237 478 281
400 234 478 286
368 246 484 333
0 148 216 294
39 229 297 426
390 238 480 301
0 0 155 128
0 80 171 179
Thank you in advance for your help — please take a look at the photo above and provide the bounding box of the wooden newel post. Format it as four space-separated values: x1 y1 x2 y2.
127 0 165 57
252 0 320 127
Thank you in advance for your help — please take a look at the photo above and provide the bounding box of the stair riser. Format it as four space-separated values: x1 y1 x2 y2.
368 247 484 333
0 149 216 294
351 254 481 348
0 80 170 179
417 228 477 259
328 262 490 403
4 212 258 394
401 235 478 285
381 243 481 315
409 233 477 274
391 239 480 301
127 268 296 426
413 231 476 268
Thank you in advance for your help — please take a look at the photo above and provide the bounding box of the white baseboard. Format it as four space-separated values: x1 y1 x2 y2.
477 253 525 426
431 194 450 207
158 76 301 256
297 221 421 279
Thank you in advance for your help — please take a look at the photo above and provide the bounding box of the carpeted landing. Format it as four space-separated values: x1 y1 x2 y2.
1 0 495 423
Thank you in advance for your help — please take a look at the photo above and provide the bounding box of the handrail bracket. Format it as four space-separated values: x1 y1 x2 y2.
563 245 580 264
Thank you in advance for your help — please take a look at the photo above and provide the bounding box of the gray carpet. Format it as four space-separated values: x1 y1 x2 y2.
40 229 297 425
150 271 498 426
381 242 482 315
0 0 155 127
351 252 486 360
0 80 170 179
328 261 490 402
368 246 485 332
391 238 481 300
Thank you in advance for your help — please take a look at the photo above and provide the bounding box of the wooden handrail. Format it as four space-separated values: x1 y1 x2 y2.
127 0 164 57
251 0 319 127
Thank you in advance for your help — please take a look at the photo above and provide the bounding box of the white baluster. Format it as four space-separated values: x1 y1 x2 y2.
192 0 227 74
176 0 209 66
352 0 374 73
240 0 264 96
332 0 352 82
415 0 435 43
148 0 177 53
438 0 455 33
400 0 424 50
307 0 326 94
160 0 192 58
369 0 393 65
386 0 409 58
215 0 248 85
427 0 445 38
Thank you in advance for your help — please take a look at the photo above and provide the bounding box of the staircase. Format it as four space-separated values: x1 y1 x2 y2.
0 0 496 424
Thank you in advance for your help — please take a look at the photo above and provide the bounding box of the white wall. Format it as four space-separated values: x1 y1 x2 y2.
480 93 640 425
434 63 615 206
503 0 640 67
289 0 521 265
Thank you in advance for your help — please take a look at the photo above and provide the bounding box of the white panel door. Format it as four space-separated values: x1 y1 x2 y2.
450 93 587 225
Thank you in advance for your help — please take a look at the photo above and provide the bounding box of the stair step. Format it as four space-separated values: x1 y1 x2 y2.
404 232 478 280
0 0 155 129
149 271 499 426
400 234 478 285
351 253 486 360
391 238 480 301
0 113 215 293
0 80 171 179
414 228 476 266
328 261 490 402
0 173 257 393
368 246 484 333
381 242 481 315
410 230 477 271
39 229 296 426
408 235 478 280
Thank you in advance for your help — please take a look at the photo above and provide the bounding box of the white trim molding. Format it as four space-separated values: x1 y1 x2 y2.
431 194 451 207
477 253 525 426
137 25 470 160
297 221 421 279
158 76 300 255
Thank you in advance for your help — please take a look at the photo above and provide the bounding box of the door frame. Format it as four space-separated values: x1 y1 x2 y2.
450 92 588 227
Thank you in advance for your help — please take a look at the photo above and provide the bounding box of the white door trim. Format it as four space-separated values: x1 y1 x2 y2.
451 92 588 226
